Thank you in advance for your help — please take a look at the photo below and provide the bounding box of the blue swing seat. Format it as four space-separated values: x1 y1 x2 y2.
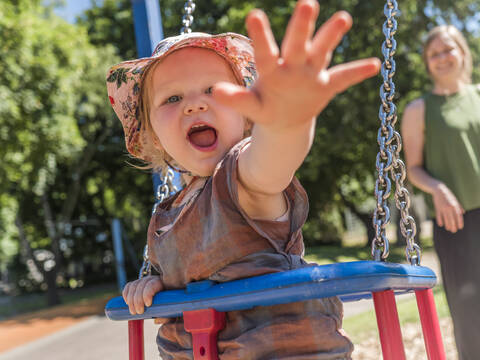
105 260 436 321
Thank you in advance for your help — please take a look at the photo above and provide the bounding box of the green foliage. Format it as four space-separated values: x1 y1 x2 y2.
2 0 480 296
0 1 141 295
78 0 479 247
0 2 83 192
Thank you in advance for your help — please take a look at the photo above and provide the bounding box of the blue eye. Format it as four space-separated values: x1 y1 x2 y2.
166 95 181 104
205 86 213 95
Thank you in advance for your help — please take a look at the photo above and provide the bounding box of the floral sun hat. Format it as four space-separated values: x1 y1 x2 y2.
106 32 257 162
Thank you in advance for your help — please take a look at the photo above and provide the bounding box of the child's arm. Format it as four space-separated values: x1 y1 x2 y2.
122 275 164 315
214 0 380 220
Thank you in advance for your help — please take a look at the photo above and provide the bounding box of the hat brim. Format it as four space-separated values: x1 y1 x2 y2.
106 32 257 162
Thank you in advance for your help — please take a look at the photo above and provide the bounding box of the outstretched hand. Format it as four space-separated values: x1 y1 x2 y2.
214 0 380 130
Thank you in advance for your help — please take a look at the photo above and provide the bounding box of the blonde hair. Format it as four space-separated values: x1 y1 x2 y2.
422 25 473 84
138 59 171 172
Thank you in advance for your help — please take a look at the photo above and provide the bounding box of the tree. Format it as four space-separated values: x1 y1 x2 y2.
0 0 123 304
78 0 479 249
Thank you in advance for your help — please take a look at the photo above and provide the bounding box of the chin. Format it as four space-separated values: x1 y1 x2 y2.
192 164 216 177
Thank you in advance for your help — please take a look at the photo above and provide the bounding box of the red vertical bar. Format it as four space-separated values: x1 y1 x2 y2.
372 290 406 360
184 309 226 360
128 320 145 360
415 289 446 360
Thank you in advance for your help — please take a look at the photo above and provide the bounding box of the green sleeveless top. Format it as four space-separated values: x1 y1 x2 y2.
423 84 480 215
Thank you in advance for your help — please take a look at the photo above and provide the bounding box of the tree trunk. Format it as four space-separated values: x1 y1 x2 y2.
45 268 61 306
16 213 61 306
340 193 376 247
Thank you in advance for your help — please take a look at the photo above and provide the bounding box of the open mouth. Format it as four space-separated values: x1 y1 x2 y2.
187 124 218 150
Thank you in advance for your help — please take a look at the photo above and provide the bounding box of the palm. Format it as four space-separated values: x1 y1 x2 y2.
214 0 380 127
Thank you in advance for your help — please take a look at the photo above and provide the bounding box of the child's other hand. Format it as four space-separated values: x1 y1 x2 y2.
122 275 164 315
213 0 381 131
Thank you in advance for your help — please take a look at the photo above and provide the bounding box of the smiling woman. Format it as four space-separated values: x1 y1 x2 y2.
401 25 480 360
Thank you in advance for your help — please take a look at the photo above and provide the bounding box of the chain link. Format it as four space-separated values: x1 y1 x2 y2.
139 2 194 279
373 0 420 265
180 0 196 34
139 168 178 278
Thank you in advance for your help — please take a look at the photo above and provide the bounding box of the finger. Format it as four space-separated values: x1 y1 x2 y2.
436 210 443 227
126 282 139 315
310 11 352 70
143 278 163 307
326 58 380 95
213 82 262 121
444 208 456 233
133 280 147 314
246 9 279 75
122 282 131 304
456 210 464 230
281 0 319 65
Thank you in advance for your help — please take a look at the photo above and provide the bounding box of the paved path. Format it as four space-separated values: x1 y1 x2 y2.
1 252 441 360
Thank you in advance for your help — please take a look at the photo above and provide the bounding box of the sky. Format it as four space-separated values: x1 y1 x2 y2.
50 0 479 36
50 0 100 23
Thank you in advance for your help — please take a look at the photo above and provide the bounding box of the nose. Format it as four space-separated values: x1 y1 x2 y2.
184 98 208 115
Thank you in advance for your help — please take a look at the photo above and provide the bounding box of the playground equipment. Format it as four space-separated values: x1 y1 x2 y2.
106 0 447 359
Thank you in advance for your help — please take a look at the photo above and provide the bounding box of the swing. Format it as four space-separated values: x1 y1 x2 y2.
105 1 447 359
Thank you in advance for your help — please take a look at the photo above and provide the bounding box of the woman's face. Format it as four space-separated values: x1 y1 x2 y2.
425 34 464 82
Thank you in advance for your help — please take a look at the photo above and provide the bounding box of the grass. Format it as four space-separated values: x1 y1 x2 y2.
303 235 449 343
343 285 450 343
304 236 434 265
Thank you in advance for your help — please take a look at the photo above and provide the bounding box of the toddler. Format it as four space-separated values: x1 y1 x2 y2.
107 1 380 358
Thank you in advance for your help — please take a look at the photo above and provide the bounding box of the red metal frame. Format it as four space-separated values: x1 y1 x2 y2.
128 319 144 360
372 290 407 360
184 309 226 360
415 289 446 360
126 290 447 360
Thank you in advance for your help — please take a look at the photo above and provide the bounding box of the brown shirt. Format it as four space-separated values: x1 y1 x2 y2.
147 139 353 359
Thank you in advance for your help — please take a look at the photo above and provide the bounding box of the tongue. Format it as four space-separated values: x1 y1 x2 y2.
189 128 216 147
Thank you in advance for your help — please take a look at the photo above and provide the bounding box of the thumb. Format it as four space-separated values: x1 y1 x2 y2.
213 82 262 121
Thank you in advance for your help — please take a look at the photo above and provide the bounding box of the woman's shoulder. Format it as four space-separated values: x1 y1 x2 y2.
403 97 425 122
405 97 425 112
401 97 426 134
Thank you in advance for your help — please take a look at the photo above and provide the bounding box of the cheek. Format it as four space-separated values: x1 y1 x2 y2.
451 50 463 63
149 110 171 149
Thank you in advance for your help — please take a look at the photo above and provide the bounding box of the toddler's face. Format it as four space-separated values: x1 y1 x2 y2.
148 47 246 176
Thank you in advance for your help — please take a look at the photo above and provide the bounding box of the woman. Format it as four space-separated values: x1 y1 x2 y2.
401 25 480 360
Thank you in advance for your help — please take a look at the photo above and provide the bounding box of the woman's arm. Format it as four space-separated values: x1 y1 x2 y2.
401 98 464 232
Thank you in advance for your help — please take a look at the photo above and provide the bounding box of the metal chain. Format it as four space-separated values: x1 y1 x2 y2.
372 0 420 265
139 1 195 279
180 0 196 34
139 168 178 278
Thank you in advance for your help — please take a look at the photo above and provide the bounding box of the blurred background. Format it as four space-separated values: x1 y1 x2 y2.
0 0 478 358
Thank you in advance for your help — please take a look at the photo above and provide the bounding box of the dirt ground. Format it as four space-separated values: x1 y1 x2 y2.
0 294 111 353
1 294 457 359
